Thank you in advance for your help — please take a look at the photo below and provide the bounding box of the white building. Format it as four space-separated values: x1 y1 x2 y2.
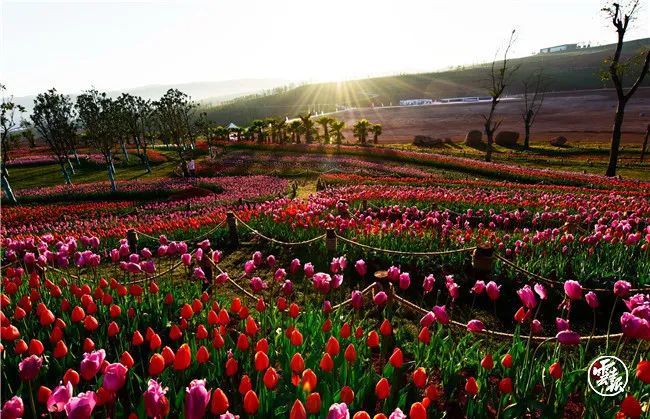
399 98 434 106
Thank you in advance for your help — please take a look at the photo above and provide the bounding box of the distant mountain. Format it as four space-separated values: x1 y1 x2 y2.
11 78 291 114
204 38 650 126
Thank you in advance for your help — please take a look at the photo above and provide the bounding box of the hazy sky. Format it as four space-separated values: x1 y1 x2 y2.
2 0 649 97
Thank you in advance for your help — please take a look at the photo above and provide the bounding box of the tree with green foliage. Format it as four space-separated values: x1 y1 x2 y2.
353 119 372 145
154 89 196 176
330 120 345 145
194 111 215 157
31 88 77 185
299 113 316 144
1 84 25 203
117 93 153 172
601 1 650 177
250 119 266 143
76 89 120 191
316 116 334 144
483 30 519 162
371 123 382 144
287 120 303 143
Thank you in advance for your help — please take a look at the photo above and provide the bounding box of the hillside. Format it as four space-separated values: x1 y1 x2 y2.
205 38 650 125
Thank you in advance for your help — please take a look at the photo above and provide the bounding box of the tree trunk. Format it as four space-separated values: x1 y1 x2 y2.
108 163 117 192
373 134 378 144
67 158 76 175
73 149 80 165
121 142 129 163
606 105 625 177
640 124 649 163
524 122 531 150
485 131 494 162
1 171 17 204
60 161 72 184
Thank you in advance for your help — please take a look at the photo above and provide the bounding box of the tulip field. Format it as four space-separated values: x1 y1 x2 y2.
1 144 649 419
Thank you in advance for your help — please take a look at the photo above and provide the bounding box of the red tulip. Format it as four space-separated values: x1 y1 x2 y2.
161 346 175 366
389 348 403 368
28 339 44 356
173 344 191 371
375 377 390 399
196 346 210 364
243 390 259 414
53 341 68 359
340 386 354 405
635 360 650 383
549 362 562 379
409 402 427 419
120 351 134 369
344 344 357 363
620 394 641 418
326 336 340 356
302 368 317 392
320 353 334 373
63 368 80 386
210 388 229 415
367 330 380 348
501 354 513 368
290 399 307 419
254 351 269 371
263 367 279 389
481 354 494 370
306 392 322 414
291 353 305 374
380 319 392 336
239 375 252 395
148 354 165 376
413 367 427 388
465 377 478 395
498 377 513 394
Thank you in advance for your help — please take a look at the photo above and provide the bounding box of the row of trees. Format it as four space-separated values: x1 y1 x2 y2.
199 114 382 151
2 84 383 202
1 87 201 200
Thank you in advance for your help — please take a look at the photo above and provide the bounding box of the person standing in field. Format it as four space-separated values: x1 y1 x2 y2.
188 159 196 178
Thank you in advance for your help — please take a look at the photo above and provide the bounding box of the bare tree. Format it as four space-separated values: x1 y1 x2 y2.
521 70 546 150
602 1 650 176
483 30 519 162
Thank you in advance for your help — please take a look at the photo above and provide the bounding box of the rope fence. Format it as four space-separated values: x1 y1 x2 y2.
231 212 326 246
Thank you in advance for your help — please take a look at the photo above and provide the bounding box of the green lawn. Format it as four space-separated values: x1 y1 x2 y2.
7 155 179 190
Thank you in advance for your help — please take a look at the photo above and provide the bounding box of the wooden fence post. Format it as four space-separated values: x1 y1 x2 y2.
472 243 494 275
127 229 138 254
227 211 239 247
326 228 337 253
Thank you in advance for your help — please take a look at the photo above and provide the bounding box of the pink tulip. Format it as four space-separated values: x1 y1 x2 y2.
274 268 286 282
534 283 548 300
252 251 263 266
266 255 276 268
64 391 97 419
102 363 128 392
563 280 582 300
486 281 500 301
289 258 301 274
585 292 599 309
556 330 581 345
326 402 349 419
432 305 449 325
313 272 332 294
80 349 106 381
387 266 400 282
373 291 388 305
517 285 537 309
423 275 435 294
620 312 650 339
215 272 229 284
332 274 344 289
19 355 42 381
420 311 435 327
159 235 169 245
244 260 256 276
48 382 73 412
389 408 406 419
322 300 332 313
355 259 367 277
195 248 203 262
281 280 293 296
351 291 363 309
555 317 570 332
304 263 315 279
198 239 210 250
212 250 222 264
1 396 24 419
181 253 192 266
143 379 169 418
193 267 206 280
531 319 543 335
471 280 485 295
467 319 485 333
614 280 632 298
250 277 266 293
399 272 411 290
185 379 210 419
